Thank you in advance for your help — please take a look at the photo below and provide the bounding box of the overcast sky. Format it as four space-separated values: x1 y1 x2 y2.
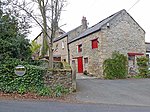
29 0 150 42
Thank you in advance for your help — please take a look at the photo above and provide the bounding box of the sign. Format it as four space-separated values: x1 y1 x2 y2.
15 65 26 76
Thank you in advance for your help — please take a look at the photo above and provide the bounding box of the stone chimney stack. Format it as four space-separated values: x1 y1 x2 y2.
82 16 88 30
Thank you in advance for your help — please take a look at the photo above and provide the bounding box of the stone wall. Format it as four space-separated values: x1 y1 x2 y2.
69 31 103 77
101 10 145 59
44 69 72 90
53 36 69 62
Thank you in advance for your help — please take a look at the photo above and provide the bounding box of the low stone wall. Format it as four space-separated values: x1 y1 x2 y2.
44 69 72 90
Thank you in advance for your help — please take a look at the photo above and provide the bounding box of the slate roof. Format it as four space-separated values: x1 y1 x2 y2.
53 9 144 44
68 9 125 44
146 42 150 52
53 25 82 42
53 32 68 42
34 28 66 41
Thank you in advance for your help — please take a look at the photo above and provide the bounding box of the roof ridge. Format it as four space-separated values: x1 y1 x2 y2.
69 9 126 44
89 9 125 30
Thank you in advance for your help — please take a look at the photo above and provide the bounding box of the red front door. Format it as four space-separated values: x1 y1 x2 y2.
77 57 83 73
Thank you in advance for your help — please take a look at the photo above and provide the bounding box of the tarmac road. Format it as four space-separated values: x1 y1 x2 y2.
1 100 150 112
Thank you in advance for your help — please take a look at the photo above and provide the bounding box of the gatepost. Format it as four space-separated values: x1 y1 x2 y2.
72 60 76 91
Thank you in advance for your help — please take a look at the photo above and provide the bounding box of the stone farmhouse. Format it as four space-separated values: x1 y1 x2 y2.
34 9 146 77
33 28 65 60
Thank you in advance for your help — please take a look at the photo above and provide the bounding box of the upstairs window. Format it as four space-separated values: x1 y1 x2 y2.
92 38 98 49
78 44 82 52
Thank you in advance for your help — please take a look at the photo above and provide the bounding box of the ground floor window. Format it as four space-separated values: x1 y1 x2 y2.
84 57 88 64
128 52 144 75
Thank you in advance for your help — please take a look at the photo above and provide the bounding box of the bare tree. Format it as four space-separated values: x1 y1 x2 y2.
5 0 67 68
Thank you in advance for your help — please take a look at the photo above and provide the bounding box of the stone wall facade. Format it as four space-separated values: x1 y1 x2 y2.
53 35 69 62
69 31 103 77
53 17 88 63
69 10 145 77
44 69 72 90
101 10 145 59
34 29 65 58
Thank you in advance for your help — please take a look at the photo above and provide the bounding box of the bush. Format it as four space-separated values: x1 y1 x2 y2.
0 58 46 94
53 84 69 97
0 58 71 97
37 86 52 96
137 56 149 77
103 51 128 79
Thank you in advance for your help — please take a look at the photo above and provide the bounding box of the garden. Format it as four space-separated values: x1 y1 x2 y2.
0 5 72 99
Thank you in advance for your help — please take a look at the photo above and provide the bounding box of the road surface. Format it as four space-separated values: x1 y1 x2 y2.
0 100 150 112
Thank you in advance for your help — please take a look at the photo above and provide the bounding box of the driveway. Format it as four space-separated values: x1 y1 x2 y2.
74 76 150 106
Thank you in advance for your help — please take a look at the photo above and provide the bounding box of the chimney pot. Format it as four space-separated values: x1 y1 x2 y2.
82 16 88 29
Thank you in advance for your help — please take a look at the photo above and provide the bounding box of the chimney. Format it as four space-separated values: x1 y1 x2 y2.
82 16 88 29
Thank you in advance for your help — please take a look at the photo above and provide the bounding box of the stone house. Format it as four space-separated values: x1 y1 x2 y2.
68 9 145 77
33 28 65 60
34 17 88 61
53 16 88 62
34 9 146 77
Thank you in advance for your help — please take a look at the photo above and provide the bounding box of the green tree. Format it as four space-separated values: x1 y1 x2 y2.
6 0 67 68
0 4 31 61
30 40 41 59
30 40 41 54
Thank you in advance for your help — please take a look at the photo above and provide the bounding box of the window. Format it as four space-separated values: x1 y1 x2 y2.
146 54 149 59
92 39 98 49
128 55 135 61
84 57 88 64
78 44 82 52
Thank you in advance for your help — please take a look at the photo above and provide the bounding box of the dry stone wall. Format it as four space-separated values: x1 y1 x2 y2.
44 69 72 90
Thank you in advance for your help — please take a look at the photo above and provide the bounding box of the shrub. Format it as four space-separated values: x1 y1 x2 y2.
0 58 71 97
103 51 128 79
62 61 71 69
53 84 69 97
0 58 46 94
137 56 149 77
37 86 52 96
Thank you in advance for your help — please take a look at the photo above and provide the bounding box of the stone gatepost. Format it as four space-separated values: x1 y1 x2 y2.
72 60 76 91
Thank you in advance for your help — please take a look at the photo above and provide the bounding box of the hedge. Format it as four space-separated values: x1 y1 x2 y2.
0 58 47 94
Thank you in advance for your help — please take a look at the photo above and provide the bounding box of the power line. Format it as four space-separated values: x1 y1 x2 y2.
128 0 141 11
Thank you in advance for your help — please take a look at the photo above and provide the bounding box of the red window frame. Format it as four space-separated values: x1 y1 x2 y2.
78 44 82 52
92 38 98 49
